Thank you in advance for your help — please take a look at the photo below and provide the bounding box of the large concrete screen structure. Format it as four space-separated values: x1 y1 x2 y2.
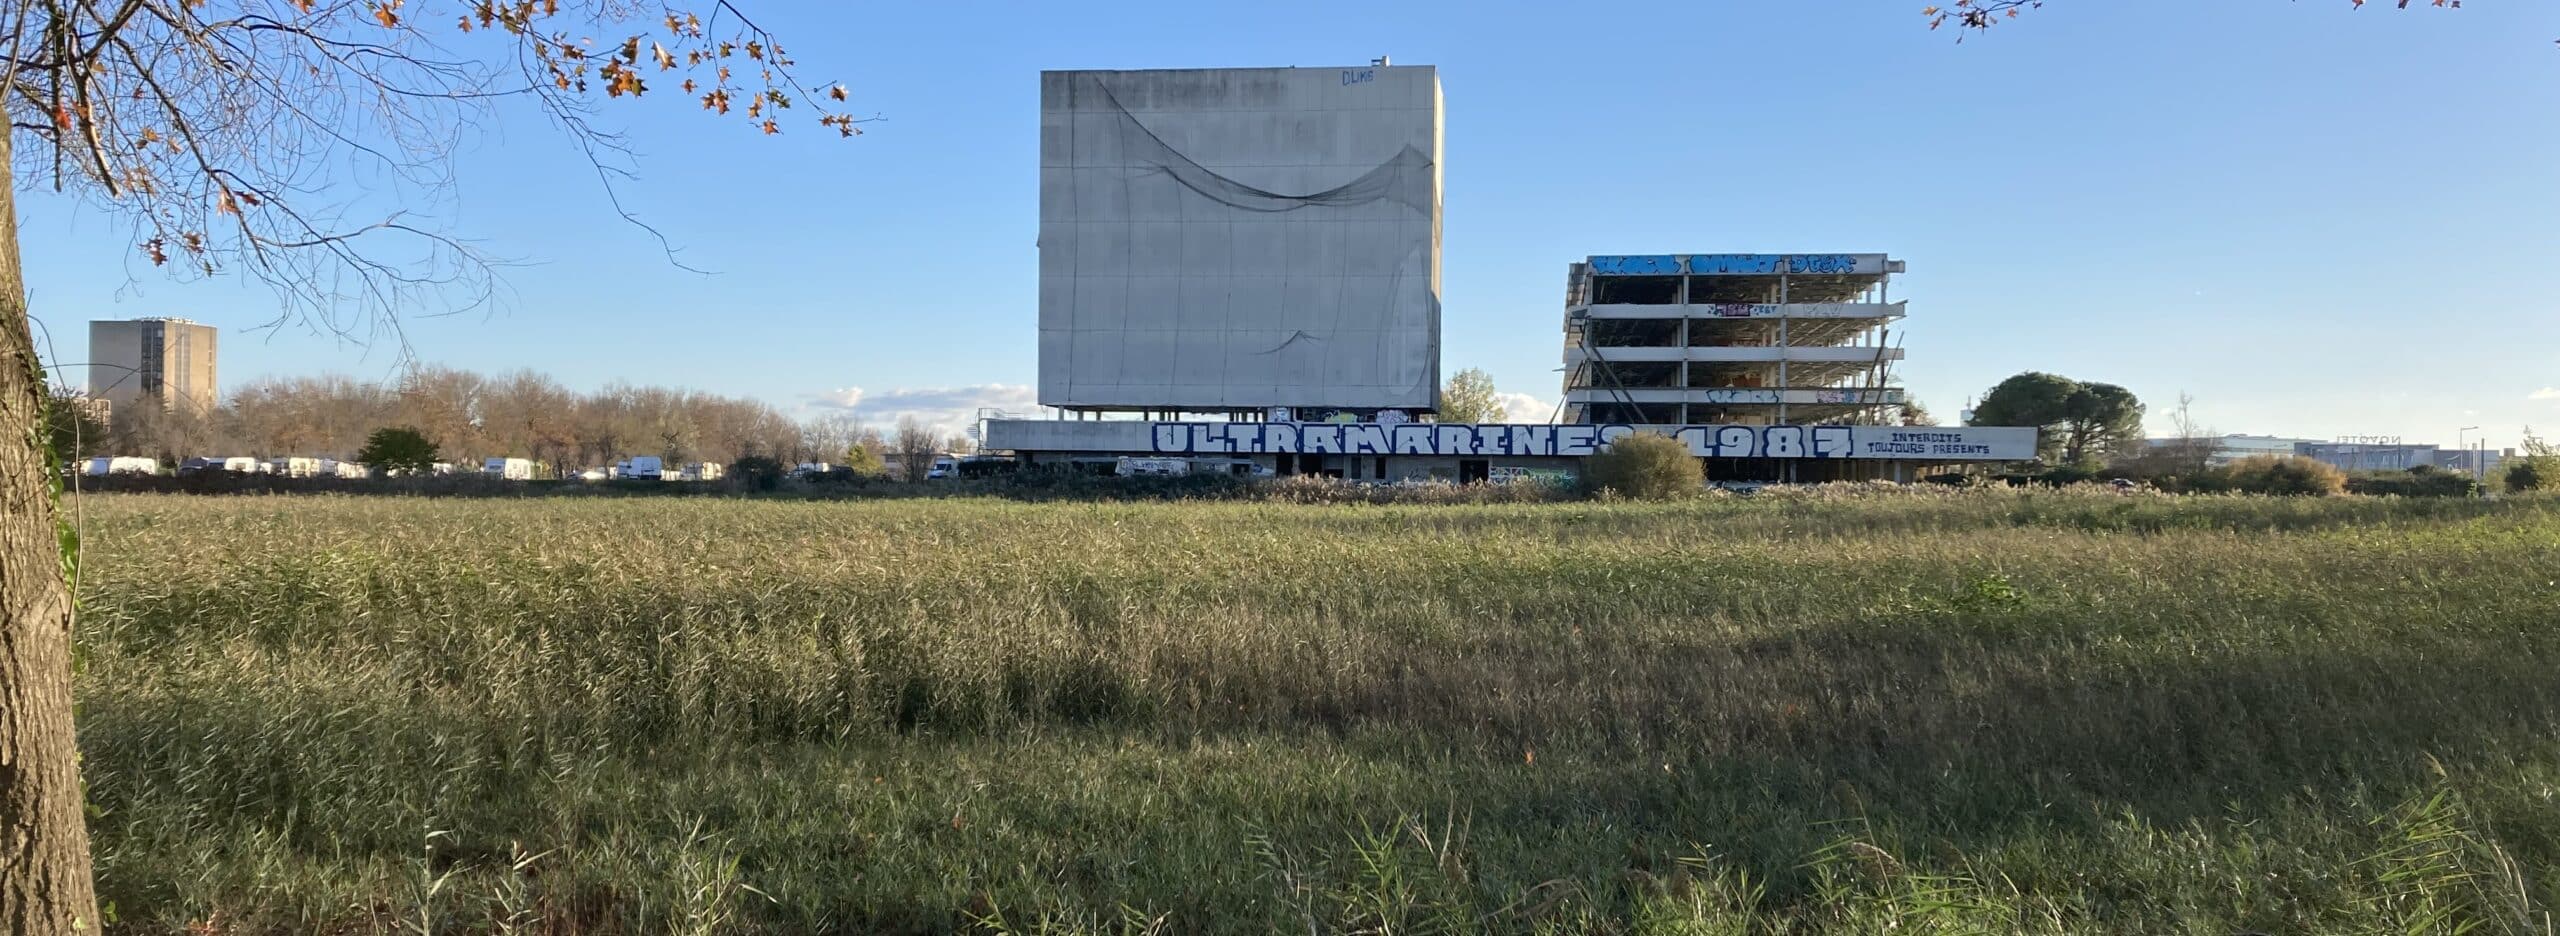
1039 65 1444 413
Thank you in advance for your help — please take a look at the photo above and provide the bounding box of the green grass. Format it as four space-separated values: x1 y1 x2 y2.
66 488 2560 934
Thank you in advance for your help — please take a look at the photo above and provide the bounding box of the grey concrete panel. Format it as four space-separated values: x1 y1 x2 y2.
1124 276 1183 332
1038 330 1072 400
1039 66 1442 411
1179 228 1233 277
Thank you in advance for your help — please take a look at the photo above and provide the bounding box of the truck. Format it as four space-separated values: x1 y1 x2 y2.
84 456 158 476
483 457 536 480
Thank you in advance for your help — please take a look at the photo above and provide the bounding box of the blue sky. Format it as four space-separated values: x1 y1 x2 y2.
21 0 2560 447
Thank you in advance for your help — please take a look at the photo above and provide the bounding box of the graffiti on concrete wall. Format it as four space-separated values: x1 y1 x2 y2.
1586 255 1684 276
1141 423 2034 461
1586 254 1878 277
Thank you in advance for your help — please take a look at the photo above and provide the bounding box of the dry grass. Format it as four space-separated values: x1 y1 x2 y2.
66 488 2560 933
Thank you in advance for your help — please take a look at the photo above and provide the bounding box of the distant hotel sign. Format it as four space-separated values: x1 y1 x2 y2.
1142 423 2034 462
1585 254 1887 277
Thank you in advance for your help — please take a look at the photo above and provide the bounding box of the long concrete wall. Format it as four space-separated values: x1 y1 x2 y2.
985 420 2037 462
1038 66 1443 412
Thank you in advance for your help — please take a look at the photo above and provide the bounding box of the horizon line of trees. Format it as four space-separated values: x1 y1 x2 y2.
51 366 966 476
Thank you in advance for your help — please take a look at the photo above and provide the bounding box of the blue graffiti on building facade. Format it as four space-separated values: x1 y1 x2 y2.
1152 422 1639 458
1586 255 1683 276
1340 68 1375 86
1587 254 1870 277
1146 423 1922 460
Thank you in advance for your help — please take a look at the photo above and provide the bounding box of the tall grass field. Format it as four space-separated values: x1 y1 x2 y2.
66 488 2560 933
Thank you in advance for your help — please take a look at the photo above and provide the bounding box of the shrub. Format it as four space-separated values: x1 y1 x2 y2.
1581 432 1702 500
2347 467 2480 498
354 426 439 477
730 455 787 492
2214 455 2346 496
2508 459 2551 493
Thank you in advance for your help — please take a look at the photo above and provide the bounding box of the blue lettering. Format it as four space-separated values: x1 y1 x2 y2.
1589 255 1683 276
1715 426 1757 458
1764 426 1805 459
1811 426 1854 458
1391 425 1433 455
1515 425 1555 457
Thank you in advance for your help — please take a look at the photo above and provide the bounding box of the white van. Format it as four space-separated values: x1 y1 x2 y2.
1115 457 1191 478
84 456 158 476
618 456 664 481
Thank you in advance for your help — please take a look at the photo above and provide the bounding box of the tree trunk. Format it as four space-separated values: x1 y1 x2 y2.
0 119 105 933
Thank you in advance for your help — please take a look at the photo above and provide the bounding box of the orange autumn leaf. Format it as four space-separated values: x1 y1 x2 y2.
828 84 847 101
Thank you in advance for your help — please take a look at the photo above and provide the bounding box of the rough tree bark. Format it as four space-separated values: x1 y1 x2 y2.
0 119 104 933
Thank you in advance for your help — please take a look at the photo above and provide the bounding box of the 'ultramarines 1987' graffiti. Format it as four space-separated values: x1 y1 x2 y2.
1145 424 2035 461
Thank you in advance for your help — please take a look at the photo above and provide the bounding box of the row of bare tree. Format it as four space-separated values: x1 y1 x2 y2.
87 367 965 477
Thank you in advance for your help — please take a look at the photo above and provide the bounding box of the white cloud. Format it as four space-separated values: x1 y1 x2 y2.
1494 391 1559 423
2529 387 2560 401
799 383 1041 437
806 387 865 411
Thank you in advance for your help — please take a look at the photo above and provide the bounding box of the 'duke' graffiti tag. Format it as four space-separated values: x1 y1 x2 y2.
1340 68 1375 85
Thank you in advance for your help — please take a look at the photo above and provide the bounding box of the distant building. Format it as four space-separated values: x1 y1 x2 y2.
984 70 2036 484
88 318 216 414
2142 433 2322 467
2437 448 2510 478
2293 440 2442 473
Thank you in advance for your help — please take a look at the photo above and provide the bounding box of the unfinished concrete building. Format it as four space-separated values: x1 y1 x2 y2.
1562 254 1907 425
